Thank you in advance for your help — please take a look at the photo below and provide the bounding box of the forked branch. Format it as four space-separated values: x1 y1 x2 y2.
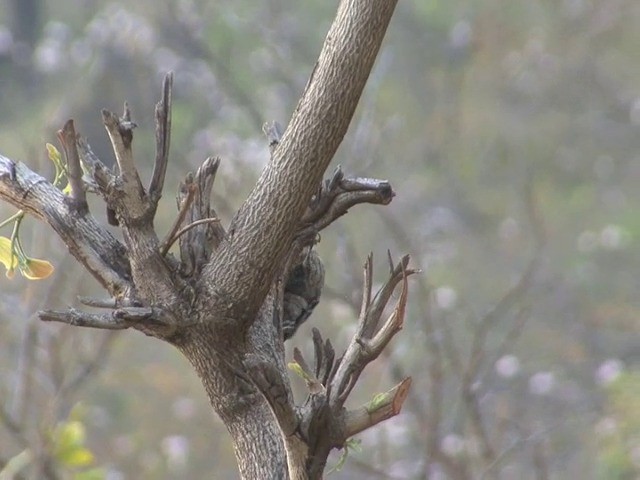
287 253 414 478
176 157 226 275
202 0 400 326
329 253 416 405
0 155 131 294
299 166 394 238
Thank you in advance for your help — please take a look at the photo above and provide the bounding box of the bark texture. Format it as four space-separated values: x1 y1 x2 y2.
0 1 410 479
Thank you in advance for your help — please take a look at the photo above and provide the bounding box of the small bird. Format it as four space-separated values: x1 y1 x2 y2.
282 247 324 341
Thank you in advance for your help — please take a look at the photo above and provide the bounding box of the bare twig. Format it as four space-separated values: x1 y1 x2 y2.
77 296 118 309
177 157 226 274
149 72 173 206
171 218 221 244
311 328 335 386
57 119 87 205
102 106 136 180
160 182 197 256
367 266 409 355
75 136 115 192
101 107 147 222
359 254 415 340
39 308 134 330
329 254 415 408
38 307 178 334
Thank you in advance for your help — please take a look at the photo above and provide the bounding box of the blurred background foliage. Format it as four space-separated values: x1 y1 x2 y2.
1 0 639 478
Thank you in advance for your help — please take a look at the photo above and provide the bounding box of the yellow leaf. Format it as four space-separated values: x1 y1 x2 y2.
0 236 18 277
59 447 94 468
55 421 85 452
21 257 54 280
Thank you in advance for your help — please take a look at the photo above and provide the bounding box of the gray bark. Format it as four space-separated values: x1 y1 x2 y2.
0 1 410 479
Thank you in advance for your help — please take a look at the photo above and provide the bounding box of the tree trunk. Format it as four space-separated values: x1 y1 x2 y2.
0 1 411 479
176 320 288 478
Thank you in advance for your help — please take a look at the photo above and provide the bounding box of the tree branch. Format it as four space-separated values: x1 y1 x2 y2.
203 0 399 324
149 72 173 208
96 103 183 306
39 306 179 336
0 154 131 295
177 157 226 275
298 166 394 237
39 308 133 330
243 353 299 437
343 377 412 438
101 106 148 223
57 119 87 206
329 254 416 405
160 182 197 256
285 253 413 478
75 136 116 194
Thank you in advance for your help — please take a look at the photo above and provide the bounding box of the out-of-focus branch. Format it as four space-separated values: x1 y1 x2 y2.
60 332 118 397
11 321 38 426
162 8 266 131
460 177 545 469
0 403 29 447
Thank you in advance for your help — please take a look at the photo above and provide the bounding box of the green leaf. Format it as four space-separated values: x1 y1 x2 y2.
327 438 361 474
287 361 311 382
345 438 362 454
366 393 387 413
